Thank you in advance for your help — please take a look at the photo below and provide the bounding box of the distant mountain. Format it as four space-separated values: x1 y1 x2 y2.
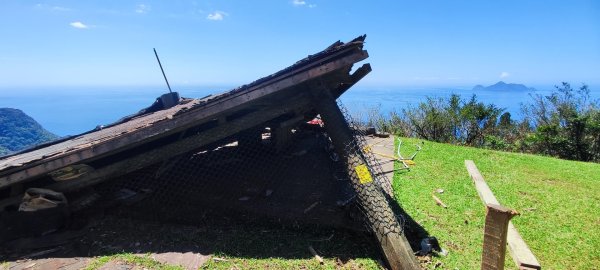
472 81 535 92
0 108 59 156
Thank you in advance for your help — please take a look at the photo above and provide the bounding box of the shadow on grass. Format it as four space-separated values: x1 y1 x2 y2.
386 192 431 251
2 210 382 267
2 189 427 268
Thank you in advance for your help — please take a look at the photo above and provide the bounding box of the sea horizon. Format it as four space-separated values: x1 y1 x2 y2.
1 84 599 137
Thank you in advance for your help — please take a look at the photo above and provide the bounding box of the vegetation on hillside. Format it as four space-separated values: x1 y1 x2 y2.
0 108 58 156
366 82 600 162
523 83 600 161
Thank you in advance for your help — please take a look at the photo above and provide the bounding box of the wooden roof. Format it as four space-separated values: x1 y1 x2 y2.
0 36 371 196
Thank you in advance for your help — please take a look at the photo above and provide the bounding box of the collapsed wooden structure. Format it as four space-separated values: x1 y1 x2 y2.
0 36 419 269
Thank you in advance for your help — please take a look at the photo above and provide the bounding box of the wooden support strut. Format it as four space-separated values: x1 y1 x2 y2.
481 204 518 270
310 87 419 270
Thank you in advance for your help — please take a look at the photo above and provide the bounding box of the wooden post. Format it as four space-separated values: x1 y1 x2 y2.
312 89 419 270
465 160 541 270
482 204 518 270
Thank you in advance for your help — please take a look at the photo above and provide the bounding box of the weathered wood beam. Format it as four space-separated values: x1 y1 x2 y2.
312 89 419 270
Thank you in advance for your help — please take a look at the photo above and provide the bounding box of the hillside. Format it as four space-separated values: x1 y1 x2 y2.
472 81 535 92
0 108 58 156
394 137 599 269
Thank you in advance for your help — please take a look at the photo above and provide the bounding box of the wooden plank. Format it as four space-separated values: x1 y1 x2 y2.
464 160 500 205
506 223 542 270
0 48 368 189
465 160 541 270
481 204 518 270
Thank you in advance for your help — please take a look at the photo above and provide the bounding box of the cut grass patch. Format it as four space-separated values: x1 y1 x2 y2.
394 137 600 269
85 253 184 270
201 255 381 270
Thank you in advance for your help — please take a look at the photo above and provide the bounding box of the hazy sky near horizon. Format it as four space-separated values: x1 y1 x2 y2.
0 0 598 88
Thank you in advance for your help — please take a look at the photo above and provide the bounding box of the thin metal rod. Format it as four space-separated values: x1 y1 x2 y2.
153 48 172 93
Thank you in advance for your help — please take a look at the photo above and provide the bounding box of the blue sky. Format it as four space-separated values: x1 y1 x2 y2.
0 0 598 88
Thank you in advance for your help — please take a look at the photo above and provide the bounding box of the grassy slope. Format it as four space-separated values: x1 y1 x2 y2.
394 137 600 269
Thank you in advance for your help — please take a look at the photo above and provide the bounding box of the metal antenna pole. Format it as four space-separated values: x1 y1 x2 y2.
154 48 172 93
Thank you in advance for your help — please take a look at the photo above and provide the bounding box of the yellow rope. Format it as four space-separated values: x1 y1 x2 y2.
364 145 416 166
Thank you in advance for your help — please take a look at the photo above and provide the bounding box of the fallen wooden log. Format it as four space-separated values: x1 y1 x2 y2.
308 245 324 264
432 194 447 208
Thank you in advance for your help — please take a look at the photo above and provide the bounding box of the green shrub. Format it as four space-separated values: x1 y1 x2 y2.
523 83 599 161
362 82 599 162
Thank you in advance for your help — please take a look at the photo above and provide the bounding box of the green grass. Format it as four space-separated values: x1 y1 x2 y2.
394 137 600 269
85 252 380 270
85 253 185 270
200 255 381 270
186 225 383 269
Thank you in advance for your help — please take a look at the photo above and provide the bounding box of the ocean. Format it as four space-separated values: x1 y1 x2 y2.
1 85 598 137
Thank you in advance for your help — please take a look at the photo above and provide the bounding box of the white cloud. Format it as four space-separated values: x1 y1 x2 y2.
500 71 510 79
292 0 306 6
207 11 227 21
52 6 71 11
292 0 316 8
135 4 150 14
35 4 71 12
70 21 88 29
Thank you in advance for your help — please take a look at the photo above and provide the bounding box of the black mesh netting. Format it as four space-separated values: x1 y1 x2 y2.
72 101 404 236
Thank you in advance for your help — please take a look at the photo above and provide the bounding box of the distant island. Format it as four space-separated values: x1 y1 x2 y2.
0 108 58 156
472 81 536 92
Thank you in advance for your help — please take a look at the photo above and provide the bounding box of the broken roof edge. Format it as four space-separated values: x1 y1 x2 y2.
216 35 367 99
